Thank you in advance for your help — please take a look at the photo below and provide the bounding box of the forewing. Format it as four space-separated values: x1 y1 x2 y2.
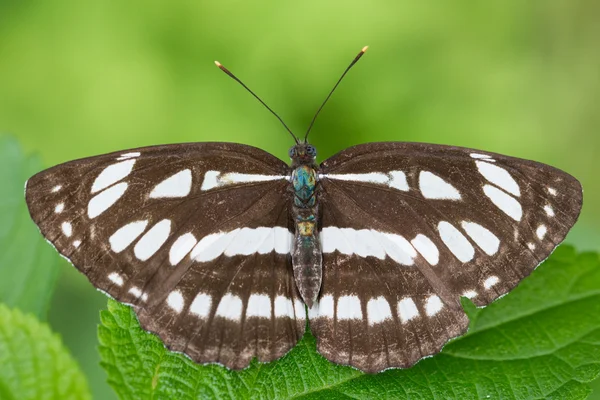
311 142 582 372
26 142 306 368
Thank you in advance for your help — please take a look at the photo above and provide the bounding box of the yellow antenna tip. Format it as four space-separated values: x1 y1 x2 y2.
214 61 222 67
362 45 369 53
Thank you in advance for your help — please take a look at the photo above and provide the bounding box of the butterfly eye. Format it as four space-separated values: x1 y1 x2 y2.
288 147 297 158
306 145 317 157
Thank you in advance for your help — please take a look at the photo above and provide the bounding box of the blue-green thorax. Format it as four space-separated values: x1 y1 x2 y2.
292 165 317 207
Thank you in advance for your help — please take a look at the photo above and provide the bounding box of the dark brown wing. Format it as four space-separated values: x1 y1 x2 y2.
310 142 582 372
26 142 305 368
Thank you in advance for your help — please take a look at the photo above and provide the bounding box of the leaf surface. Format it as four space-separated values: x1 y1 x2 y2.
0 304 91 400
0 136 59 319
99 246 600 399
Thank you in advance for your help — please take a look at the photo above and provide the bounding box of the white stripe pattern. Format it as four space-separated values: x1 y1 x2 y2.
88 182 128 218
201 170 287 191
309 295 335 319
169 233 197 265
109 220 148 253
134 219 171 261
321 171 409 191
425 295 443 316
320 227 417 266
367 297 393 325
190 293 212 318
167 290 184 313
438 221 475 262
476 161 520 196
461 221 500 256
337 295 362 320
150 169 192 198
483 184 522 221
274 296 295 318
246 294 272 318
215 293 243 321
190 227 292 262
411 234 439 265
419 171 461 200
398 297 419 323
91 159 135 193
108 272 124 286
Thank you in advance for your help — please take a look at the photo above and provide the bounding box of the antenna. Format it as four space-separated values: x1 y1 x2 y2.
304 46 368 142
214 61 299 144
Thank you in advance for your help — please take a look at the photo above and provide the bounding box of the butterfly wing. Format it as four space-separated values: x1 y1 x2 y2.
312 142 582 372
26 142 306 368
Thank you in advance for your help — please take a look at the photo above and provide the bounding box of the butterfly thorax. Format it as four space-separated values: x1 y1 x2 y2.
289 144 322 307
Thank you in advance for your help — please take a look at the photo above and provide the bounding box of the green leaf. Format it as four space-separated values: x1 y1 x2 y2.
0 135 59 320
0 303 91 400
99 246 600 399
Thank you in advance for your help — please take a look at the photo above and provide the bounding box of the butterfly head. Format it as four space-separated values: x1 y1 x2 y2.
289 143 317 164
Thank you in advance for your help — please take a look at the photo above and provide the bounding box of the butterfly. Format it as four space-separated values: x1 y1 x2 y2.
25 47 582 373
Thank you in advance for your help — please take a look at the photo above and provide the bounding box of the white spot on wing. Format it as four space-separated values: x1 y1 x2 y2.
309 295 334 319
108 272 124 286
398 297 419 323
425 295 443 316
51 185 62 193
367 297 392 325
461 221 500 256
149 169 192 198
388 171 409 191
274 296 295 318
91 159 135 194
189 293 212 318
129 287 146 301
419 171 461 200
470 153 493 159
544 205 555 217
215 293 243 321
73 240 81 248
411 234 439 265
167 290 184 313
88 182 128 218
169 233 197 265
294 299 306 320
321 171 409 191
61 222 72 237
336 295 362 320
476 161 520 196
527 242 536 250
536 225 547 240
548 187 557 196
54 203 64 213
438 221 475 262
483 184 522 221
201 170 286 191
484 275 499 289
134 219 171 261
246 294 271 318
463 290 477 299
321 172 389 184
116 152 141 160
109 220 148 253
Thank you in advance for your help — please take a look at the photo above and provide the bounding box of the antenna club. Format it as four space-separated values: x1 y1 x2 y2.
362 45 369 53
214 61 222 67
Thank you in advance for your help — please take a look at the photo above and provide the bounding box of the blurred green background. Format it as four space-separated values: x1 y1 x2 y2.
1 1 599 398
